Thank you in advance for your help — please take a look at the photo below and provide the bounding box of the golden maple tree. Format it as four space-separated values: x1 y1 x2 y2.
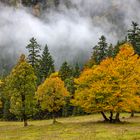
36 73 69 124
72 43 140 122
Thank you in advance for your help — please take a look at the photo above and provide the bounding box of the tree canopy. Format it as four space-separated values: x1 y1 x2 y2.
36 73 69 123
72 43 140 122
7 54 37 126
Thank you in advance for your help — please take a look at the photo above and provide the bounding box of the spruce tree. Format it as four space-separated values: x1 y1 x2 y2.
26 37 41 69
63 77 76 117
58 62 74 117
40 44 55 81
128 21 140 55
107 44 114 57
73 63 81 78
58 61 73 81
86 35 108 68
26 37 41 84
96 35 108 63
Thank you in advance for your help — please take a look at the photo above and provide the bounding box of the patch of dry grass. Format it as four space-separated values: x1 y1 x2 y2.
0 113 140 140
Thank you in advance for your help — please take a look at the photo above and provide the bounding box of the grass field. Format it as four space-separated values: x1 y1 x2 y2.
0 113 140 140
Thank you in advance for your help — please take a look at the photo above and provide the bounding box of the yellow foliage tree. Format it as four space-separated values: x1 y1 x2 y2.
36 74 69 124
6 54 37 127
72 43 140 122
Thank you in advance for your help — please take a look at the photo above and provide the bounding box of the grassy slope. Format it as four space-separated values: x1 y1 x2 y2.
0 113 140 140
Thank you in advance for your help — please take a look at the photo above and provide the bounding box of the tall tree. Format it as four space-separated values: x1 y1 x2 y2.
7 54 37 127
40 44 55 81
36 73 69 124
26 37 41 84
26 37 41 70
128 21 140 55
72 43 140 123
73 63 81 78
107 44 114 57
59 62 82 117
59 61 73 81
61 77 76 117
86 35 108 68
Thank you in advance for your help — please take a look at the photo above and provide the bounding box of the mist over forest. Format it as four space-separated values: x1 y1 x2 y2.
1 0 140 132
0 0 140 74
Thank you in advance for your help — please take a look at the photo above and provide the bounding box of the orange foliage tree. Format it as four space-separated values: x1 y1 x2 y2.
72 43 140 122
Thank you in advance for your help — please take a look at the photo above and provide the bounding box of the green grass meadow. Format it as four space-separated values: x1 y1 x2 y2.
0 113 140 140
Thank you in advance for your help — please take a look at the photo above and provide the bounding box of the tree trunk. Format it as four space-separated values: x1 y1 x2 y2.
130 111 134 117
23 117 28 127
53 112 56 124
101 112 109 122
109 111 113 123
23 111 28 127
115 112 120 122
22 94 28 127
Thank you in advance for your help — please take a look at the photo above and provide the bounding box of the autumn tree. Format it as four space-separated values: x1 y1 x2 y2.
36 73 69 124
40 44 55 82
111 38 127 58
7 54 37 126
72 43 140 123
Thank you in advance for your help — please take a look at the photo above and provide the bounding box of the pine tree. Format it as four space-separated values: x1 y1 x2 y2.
26 37 41 69
86 35 108 68
107 44 114 57
128 21 140 55
59 61 73 81
26 37 41 84
95 35 108 64
62 77 76 117
73 63 81 78
7 54 37 127
40 44 55 81
58 62 75 117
